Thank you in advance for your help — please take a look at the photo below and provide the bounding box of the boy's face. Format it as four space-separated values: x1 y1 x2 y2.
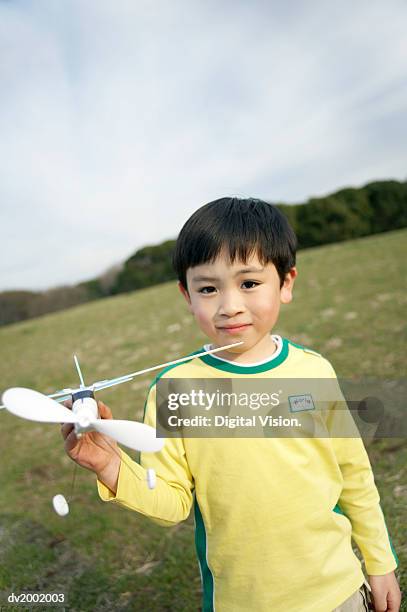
178 248 297 356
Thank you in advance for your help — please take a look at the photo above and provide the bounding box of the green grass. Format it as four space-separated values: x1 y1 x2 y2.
0 228 406 611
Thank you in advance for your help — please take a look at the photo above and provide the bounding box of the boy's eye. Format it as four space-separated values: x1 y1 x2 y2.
198 281 259 294
198 286 216 294
241 280 259 289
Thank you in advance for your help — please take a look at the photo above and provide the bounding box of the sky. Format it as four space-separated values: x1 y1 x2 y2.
1 0 406 291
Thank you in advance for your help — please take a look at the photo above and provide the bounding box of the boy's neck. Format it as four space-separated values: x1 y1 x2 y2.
210 333 277 364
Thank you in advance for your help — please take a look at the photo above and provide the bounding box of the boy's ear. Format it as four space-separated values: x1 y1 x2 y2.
280 267 297 304
178 281 193 312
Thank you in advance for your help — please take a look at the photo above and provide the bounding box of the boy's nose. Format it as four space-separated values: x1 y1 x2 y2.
217 292 245 317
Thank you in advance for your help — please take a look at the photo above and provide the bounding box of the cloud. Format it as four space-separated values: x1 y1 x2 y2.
0 0 406 290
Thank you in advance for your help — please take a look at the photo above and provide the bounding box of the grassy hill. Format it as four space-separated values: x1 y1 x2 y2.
0 228 406 611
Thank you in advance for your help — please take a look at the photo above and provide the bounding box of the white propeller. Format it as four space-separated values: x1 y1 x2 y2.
2 388 77 423
91 419 162 452
1 387 164 453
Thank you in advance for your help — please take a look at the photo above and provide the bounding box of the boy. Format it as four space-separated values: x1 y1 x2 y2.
62 197 401 611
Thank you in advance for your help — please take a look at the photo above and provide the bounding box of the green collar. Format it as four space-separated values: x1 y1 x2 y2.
198 337 289 374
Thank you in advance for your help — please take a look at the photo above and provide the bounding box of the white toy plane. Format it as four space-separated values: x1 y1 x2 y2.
1 341 243 511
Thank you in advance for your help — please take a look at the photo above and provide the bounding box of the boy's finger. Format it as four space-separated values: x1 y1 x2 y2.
63 399 73 409
61 423 74 439
97 400 113 420
64 428 79 453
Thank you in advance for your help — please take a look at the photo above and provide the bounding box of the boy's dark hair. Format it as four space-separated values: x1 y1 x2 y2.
172 197 297 292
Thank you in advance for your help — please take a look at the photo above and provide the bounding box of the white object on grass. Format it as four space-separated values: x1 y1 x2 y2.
52 494 69 516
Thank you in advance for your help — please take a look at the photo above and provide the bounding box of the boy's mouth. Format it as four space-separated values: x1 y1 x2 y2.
217 323 252 333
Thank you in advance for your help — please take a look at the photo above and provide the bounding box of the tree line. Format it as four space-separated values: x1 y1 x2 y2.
1 179 406 326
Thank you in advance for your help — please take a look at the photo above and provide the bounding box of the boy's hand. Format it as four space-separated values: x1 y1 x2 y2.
61 399 120 484
368 571 401 611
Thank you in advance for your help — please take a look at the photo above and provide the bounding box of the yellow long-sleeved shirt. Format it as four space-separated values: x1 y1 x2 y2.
97 335 398 611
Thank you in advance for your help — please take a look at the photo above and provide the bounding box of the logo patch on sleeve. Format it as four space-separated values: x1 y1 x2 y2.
288 394 315 412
